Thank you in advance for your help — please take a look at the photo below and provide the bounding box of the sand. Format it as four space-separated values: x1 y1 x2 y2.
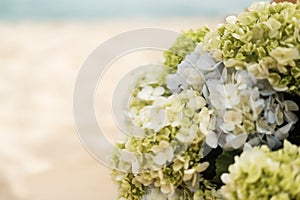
0 18 220 200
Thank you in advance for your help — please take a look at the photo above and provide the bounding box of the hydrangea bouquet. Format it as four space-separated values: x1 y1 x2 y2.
111 1 300 199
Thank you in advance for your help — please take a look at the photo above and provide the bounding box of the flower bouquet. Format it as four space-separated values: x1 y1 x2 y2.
111 1 300 199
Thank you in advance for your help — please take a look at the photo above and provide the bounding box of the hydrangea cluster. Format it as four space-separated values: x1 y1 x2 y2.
202 1 300 95
112 73 222 199
113 173 146 200
167 43 298 150
111 1 300 199
221 140 300 200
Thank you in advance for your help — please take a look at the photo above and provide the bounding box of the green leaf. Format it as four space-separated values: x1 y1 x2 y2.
212 150 241 185
285 93 300 145
200 146 222 181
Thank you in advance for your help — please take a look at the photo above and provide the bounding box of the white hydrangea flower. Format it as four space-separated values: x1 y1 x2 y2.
139 105 168 132
196 52 217 73
205 131 219 149
138 85 165 101
198 107 218 148
158 95 183 127
222 110 243 133
138 106 152 127
178 64 204 91
153 96 169 106
176 124 197 144
249 88 265 120
165 94 183 112
235 70 256 90
207 81 225 110
166 73 187 93
224 133 248 150
198 108 210 130
153 145 174 166
207 82 241 110
151 140 169 153
225 16 238 25
187 95 206 110
119 150 140 173
224 84 241 109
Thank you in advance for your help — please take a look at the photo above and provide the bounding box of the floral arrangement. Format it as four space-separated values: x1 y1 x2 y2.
111 1 300 199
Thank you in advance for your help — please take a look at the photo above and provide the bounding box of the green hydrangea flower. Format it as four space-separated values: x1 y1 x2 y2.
203 1 300 96
113 142 221 200
164 27 210 73
221 140 300 200
111 172 146 200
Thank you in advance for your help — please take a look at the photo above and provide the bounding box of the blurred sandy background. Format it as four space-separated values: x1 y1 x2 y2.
0 19 223 200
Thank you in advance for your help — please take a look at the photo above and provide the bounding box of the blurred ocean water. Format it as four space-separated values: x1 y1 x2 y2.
0 0 257 20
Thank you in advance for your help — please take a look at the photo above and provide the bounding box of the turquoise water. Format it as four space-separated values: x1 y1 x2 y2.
0 0 257 20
